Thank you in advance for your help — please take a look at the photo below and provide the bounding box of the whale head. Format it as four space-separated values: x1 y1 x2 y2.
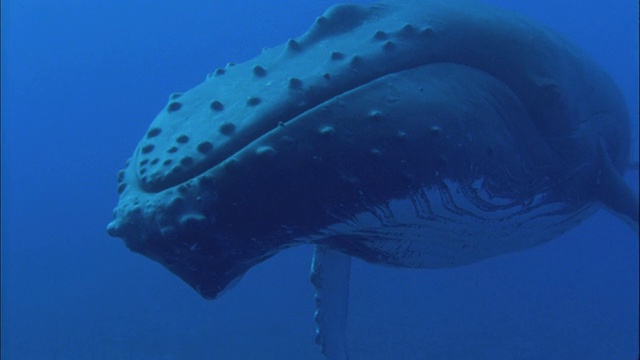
107 0 634 299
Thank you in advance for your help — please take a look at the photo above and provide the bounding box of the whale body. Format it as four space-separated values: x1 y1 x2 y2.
107 0 637 358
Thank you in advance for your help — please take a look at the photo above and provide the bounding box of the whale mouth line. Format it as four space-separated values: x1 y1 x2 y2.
135 60 465 194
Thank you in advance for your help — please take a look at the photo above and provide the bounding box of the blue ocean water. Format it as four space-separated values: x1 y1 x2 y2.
1 0 637 359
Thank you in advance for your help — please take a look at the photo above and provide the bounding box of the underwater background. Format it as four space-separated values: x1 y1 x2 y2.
2 0 638 359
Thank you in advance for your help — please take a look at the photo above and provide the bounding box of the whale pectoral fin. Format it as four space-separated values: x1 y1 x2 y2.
595 142 639 232
310 245 352 360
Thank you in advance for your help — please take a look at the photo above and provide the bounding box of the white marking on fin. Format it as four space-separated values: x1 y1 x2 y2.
310 245 351 360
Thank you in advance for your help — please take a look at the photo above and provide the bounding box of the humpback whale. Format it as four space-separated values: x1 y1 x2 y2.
107 0 638 358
